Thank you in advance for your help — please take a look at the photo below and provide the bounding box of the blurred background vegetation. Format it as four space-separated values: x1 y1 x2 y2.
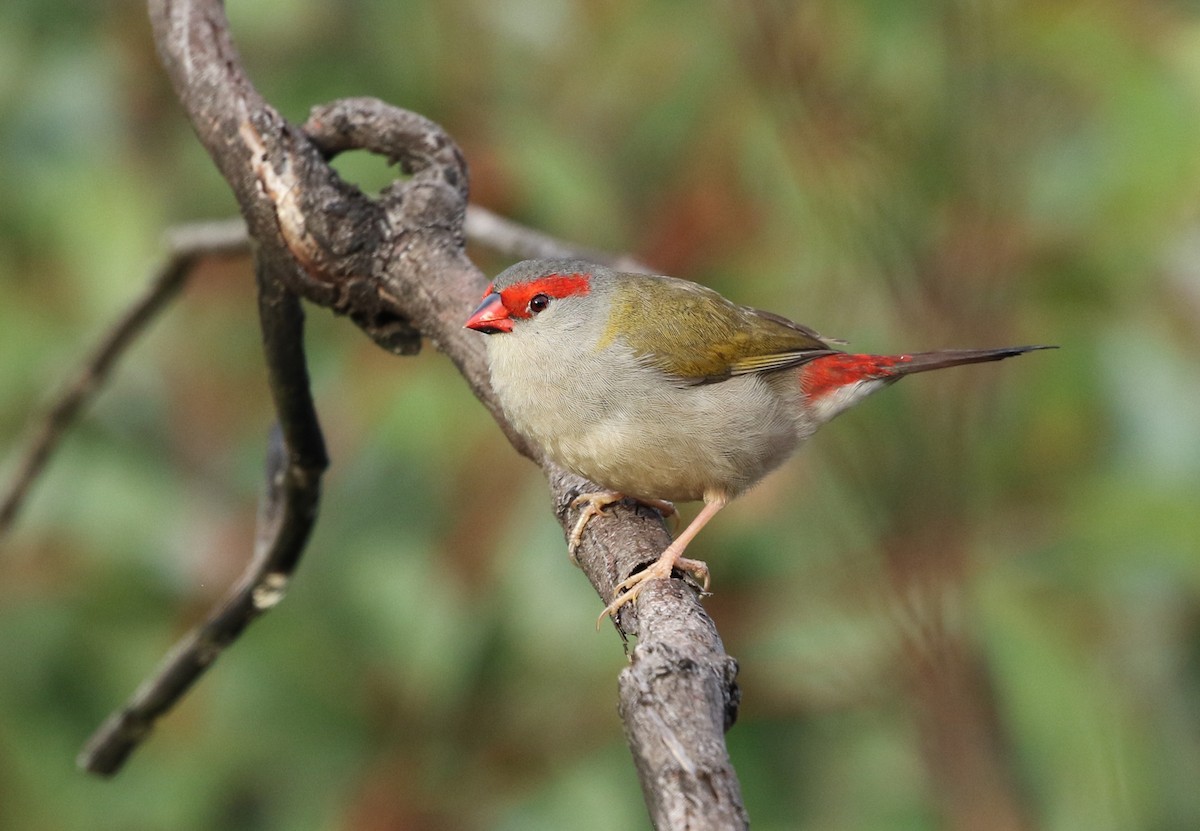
2 1 1199 829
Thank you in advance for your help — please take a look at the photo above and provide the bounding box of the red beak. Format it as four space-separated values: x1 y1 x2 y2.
464 292 512 334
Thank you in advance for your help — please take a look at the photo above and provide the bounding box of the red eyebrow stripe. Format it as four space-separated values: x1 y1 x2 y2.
500 272 591 318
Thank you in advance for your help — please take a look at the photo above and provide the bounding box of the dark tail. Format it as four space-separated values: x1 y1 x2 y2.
798 345 1055 422
886 345 1057 377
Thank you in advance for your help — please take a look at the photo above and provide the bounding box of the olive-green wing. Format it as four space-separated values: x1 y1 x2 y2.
603 274 841 384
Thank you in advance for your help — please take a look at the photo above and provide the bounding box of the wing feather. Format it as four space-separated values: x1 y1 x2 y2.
603 275 841 384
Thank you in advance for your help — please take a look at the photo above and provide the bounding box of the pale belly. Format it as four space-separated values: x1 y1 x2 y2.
501 363 806 503
553 413 798 502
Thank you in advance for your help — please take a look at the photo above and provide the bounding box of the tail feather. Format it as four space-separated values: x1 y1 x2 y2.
798 345 1056 425
885 345 1057 377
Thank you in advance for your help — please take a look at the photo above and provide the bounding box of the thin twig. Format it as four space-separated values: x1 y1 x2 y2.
465 205 651 272
0 218 249 539
78 255 327 775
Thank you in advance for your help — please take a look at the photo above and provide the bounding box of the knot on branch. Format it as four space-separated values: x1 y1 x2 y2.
622 638 742 733
304 97 469 236
619 638 748 828
238 112 424 354
336 279 424 356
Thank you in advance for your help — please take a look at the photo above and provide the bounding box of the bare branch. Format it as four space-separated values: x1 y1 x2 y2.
78 254 327 776
549 468 749 828
0 219 248 540
75 1 753 823
464 204 652 272
621 587 747 829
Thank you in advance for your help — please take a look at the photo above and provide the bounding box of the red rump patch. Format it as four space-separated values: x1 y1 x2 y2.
800 353 911 399
500 272 591 318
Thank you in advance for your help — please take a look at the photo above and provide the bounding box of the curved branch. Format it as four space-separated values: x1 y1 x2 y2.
134 1 747 824
78 254 328 776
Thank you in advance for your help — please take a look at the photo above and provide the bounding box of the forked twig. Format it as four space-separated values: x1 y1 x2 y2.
78 256 327 775
0 219 248 539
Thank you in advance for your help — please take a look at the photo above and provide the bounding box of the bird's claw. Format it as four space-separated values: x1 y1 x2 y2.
567 491 625 563
567 493 678 562
596 554 710 629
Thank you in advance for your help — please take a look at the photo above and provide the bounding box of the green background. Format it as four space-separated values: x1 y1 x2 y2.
2 1 1198 829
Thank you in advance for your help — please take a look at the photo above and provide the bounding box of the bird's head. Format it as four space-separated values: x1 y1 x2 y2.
464 259 608 336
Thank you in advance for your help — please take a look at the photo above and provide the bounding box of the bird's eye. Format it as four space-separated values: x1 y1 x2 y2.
529 293 550 314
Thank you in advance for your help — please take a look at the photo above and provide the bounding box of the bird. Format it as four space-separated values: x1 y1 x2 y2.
464 258 1052 625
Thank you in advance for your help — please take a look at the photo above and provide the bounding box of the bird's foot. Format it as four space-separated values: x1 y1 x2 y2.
567 492 677 562
596 548 710 629
568 491 625 562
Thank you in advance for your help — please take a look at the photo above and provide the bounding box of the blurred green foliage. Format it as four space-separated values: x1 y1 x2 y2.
2 1 1199 829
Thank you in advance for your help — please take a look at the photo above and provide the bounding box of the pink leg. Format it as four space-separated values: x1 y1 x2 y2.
597 494 728 627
